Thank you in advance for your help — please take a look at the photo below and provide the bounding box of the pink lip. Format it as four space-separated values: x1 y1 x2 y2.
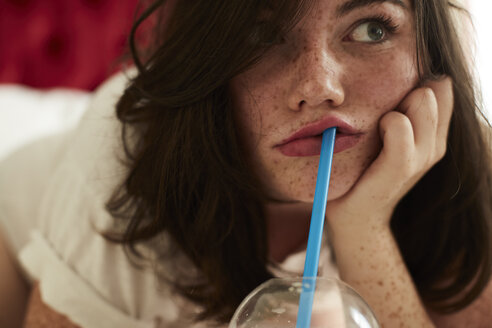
275 117 364 157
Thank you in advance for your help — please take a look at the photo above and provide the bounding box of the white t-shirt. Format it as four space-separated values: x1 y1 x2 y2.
0 71 338 328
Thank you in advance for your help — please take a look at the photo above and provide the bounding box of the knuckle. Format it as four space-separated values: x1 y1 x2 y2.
381 111 410 130
399 87 440 122
441 76 453 89
419 87 438 108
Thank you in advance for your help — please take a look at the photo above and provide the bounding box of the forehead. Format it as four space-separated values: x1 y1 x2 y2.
294 0 413 28
259 0 413 32
334 0 409 15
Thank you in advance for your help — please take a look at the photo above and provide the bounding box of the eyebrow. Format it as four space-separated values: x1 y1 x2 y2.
336 0 407 17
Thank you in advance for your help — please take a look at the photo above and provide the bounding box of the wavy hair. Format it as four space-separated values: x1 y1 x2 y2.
106 0 492 323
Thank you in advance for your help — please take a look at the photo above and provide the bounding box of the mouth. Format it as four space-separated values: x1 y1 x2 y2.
274 117 364 157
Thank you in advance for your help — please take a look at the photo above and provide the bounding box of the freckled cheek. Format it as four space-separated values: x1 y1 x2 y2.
350 63 417 114
265 159 320 201
239 87 285 131
231 87 288 179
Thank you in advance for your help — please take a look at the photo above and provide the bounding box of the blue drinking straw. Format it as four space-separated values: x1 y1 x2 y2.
296 127 336 328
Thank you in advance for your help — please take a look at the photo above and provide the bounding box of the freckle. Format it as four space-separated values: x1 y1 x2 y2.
377 280 383 286
360 246 364 251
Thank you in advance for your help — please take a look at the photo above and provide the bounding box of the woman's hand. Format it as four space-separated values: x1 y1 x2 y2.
325 77 454 328
326 76 454 232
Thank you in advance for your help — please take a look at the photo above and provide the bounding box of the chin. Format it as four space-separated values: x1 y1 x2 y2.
262 152 371 205
326 186 350 201
274 183 351 204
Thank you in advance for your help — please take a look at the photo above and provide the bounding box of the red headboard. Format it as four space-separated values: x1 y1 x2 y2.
0 0 139 90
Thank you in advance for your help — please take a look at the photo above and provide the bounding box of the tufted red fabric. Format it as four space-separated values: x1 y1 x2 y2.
0 0 139 90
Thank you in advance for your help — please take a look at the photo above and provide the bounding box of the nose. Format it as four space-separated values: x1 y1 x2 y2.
287 47 345 111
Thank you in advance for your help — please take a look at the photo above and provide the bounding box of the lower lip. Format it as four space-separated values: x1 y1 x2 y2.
276 133 363 157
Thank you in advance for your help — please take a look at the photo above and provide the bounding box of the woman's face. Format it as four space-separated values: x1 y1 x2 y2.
231 0 418 203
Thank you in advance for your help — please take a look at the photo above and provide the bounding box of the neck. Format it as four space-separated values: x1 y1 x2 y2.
265 201 312 263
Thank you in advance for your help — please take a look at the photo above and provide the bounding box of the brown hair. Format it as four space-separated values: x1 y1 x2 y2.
392 0 492 313
107 0 492 323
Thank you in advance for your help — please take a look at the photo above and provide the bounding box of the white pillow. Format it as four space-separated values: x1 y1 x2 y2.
0 85 91 161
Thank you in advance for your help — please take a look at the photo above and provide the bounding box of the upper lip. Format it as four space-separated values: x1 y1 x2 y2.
276 116 361 146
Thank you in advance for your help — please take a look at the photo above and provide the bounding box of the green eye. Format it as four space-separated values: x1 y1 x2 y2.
350 22 385 42
367 23 384 40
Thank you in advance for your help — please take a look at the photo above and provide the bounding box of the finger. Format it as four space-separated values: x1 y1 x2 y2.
396 86 438 151
423 77 454 151
346 111 415 210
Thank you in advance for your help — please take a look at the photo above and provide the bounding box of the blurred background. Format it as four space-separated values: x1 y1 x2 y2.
469 1 492 119
0 0 490 159
0 0 139 90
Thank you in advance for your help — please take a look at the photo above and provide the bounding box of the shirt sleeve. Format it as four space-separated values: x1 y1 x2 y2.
0 84 89 254
0 132 73 255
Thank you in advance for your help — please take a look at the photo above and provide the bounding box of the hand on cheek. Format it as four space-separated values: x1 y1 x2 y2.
326 76 454 231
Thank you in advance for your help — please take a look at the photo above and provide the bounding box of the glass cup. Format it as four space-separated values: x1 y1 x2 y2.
229 277 380 328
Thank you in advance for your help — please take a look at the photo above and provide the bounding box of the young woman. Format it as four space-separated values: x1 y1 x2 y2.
1 0 491 327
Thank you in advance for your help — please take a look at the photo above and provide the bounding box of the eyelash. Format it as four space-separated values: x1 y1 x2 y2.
348 14 400 42
254 14 400 47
